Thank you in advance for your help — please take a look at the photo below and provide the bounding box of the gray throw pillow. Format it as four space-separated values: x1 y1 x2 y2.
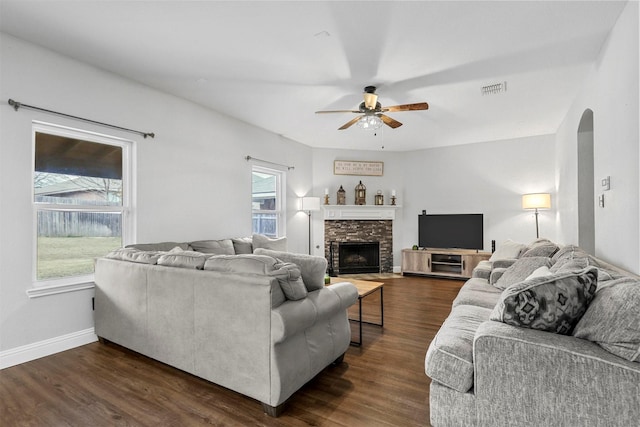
495 256 552 290
491 266 598 335
252 234 287 252
157 251 208 269
203 254 279 275
489 240 527 261
189 239 235 255
125 242 189 251
269 262 308 300
253 248 327 291
105 248 161 264
573 277 640 362
231 237 253 254
520 241 559 258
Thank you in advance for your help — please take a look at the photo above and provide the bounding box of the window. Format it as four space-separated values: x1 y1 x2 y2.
251 166 285 237
33 123 133 287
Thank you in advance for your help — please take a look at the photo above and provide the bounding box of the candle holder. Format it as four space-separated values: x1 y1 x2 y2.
375 190 384 205
324 194 330 205
391 195 397 206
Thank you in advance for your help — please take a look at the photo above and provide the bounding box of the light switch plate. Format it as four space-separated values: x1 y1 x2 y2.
599 194 605 207
601 176 610 191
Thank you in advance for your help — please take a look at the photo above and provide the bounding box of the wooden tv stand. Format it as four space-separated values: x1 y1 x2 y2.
401 248 491 279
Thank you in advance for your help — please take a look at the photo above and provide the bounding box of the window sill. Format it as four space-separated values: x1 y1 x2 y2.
26 281 95 299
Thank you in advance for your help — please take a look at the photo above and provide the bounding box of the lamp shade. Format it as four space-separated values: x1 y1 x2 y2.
300 196 321 212
522 193 551 210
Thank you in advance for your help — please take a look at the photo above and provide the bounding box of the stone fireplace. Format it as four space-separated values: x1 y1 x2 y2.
324 217 394 275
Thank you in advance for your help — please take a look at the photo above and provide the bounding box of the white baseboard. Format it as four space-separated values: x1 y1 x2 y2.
0 327 98 370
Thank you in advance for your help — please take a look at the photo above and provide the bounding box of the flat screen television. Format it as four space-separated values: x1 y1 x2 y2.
419 214 484 250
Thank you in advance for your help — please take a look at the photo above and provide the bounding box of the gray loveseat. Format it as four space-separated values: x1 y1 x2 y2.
425 239 640 426
94 236 358 416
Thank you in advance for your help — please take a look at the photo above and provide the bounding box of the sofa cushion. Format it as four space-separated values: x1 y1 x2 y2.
452 278 502 309
489 267 507 286
425 304 494 392
157 251 208 269
269 262 308 301
489 240 526 261
573 277 640 362
125 242 189 251
189 239 235 255
203 254 279 274
253 248 327 292
490 266 598 335
252 234 287 251
494 256 553 290
472 260 492 280
105 248 162 264
231 237 253 254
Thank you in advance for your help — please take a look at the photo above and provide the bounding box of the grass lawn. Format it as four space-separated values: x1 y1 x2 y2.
37 236 122 280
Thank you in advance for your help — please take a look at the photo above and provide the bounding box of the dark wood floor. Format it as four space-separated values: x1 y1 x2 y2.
0 275 462 426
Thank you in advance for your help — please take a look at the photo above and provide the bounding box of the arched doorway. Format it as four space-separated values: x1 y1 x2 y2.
577 109 595 254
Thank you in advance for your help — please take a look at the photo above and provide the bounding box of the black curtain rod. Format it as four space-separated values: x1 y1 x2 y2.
245 155 295 170
8 99 155 139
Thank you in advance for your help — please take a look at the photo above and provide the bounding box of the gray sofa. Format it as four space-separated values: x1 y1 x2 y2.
94 236 358 416
425 239 640 426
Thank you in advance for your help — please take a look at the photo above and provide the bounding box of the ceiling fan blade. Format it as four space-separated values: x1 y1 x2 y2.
382 102 429 112
315 109 361 114
379 114 403 129
339 116 363 130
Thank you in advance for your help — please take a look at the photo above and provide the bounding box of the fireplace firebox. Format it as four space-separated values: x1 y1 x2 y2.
338 242 380 274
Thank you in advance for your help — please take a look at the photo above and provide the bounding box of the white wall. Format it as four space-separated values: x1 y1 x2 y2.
0 34 312 362
555 1 639 273
400 135 557 253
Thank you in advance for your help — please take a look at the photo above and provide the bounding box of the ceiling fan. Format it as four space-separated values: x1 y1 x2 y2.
315 86 428 130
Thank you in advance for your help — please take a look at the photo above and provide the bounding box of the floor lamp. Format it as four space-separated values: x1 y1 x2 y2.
300 197 321 254
522 193 551 238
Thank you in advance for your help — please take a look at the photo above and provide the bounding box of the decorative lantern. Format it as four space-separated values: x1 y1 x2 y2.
337 185 346 205
375 190 384 205
355 180 366 205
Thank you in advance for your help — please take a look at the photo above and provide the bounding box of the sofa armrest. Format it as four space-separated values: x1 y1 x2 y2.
271 282 357 343
473 321 640 426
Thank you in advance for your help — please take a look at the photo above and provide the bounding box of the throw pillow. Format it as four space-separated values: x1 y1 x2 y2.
253 248 327 291
269 262 308 300
489 239 527 261
490 266 598 335
550 257 589 274
252 234 287 251
525 266 552 281
520 241 559 258
189 239 235 255
551 244 588 264
125 242 189 251
157 251 208 269
231 237 253 254
494 256 552 290
203 254 279 275
573 277 640 362
105 248 162 264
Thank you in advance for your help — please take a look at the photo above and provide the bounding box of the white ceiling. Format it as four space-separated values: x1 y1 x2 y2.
0 1 628 151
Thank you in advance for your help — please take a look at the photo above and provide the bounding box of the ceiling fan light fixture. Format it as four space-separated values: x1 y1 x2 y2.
357 115 383 130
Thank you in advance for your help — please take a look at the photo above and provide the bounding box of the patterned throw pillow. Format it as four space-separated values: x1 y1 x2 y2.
490 266 598 335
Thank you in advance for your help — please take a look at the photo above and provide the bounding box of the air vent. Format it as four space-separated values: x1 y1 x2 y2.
481 81 507 95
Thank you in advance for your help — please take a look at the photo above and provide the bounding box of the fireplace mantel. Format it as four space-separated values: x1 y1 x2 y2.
322 205 400 221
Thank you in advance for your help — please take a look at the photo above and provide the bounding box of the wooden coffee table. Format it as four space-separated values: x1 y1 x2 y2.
330 278 384 346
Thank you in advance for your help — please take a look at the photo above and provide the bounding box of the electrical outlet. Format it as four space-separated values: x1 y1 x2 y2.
598 194 605 208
